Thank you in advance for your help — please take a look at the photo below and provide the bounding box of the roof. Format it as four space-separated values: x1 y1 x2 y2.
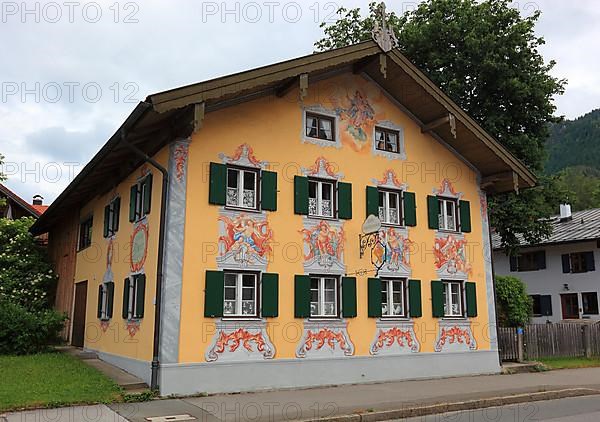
31 40 536 235
492 208 600 249
0 183 45 217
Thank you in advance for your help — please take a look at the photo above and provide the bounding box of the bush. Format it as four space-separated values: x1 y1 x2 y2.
0 300 67 355
495 275 532 327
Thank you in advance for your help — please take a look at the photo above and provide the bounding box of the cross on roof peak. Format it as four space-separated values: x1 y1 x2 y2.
372 2 398 53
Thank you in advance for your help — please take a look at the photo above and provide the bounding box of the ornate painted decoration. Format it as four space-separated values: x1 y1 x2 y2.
130 222 149 273
296 321 354 358
219 143 267 169
435 321 477 352
103 238 115 283
434 235 472 277
302 156 343 180
370 325 420 355
301 106 342 149
300 220 345 272
173 142 189 183
217 212 273 270
376 227 413 276
479 191 488 223
125 320 140 338
100 320 110 333
206 321 275 362
372 169 407 191
433 178 463 200
332 90 377 151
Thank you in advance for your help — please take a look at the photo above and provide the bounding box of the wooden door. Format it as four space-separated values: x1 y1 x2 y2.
71 281 88 347
561 293 579 320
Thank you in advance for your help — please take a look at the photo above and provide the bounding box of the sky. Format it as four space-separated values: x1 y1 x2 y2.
1 0 599 205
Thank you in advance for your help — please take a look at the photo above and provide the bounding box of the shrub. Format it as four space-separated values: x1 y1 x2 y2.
495 275 532 327
0 300 67 355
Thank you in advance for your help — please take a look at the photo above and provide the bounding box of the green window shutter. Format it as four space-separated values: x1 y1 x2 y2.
459 200 471 233
129 185 137 222
427 195 440 230
260 171 278 211
113 197 121 232
366 186 379 217
403 191 417 227
122 277 130 319
465 282 477 317
294 176 309 215
103 205 110 238
294 275 311 318
204 270 224 317
408 279 422 318
368 278 382 318
342 277 357 318
431 280 444 317
97 284 104 319
208 162 227 205
261 273 279 318
143 174 153 216
106 282 114 319
134 274 146 319
337 182 353 219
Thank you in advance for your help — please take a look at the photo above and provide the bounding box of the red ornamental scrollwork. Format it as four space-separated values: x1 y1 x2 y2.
303 328 347 351
306 156 338 178
173 143 189 183
126 321 140 338
214 328 267 354
100 321 110 333
374 327 413 350
438 326 471 348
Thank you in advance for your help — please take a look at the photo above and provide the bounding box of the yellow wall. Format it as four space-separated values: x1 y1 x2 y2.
178 73 491 363
74 147 168 362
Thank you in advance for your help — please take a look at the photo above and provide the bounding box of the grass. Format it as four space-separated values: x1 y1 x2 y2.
538 357 600 370
0 352 122 412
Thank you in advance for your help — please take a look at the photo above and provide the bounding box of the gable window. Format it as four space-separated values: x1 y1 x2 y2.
438 198 458 231
375 127 400 153
129 174 152 222
223 272 258 317
378 189 401 225
381 278 406 317
123 274 146 320
306 113 335 142
78 216 93 251
511 251 546 272
562 251 595 274
310 276 338 317
442 280 463 317
103 197 120 238
308 179 335 218
226 167 258 210
582 292 599 315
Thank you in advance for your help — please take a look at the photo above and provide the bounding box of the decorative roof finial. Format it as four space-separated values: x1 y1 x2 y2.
372 2 398 53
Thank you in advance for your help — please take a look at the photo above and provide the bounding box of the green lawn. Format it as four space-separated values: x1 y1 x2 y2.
538 357 600 370
0 352 122 411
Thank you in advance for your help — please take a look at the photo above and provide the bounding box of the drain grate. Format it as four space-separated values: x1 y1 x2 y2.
145 415 197 422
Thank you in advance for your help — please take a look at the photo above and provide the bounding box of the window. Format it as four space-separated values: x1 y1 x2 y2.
378 189 402 225
100 284 108 319
130 175 152 222
562 252 595 273
124 274 145 320
381 279 406 317
223 272 258 317
310 276 338 317
375 127 400 153
78 216 93 251
531 294 552 316
226 167 258 210
513 251 546 272
97 282 114 321
582 292 599 315
306 113 335 142
103 198 120 238
442 281 463 317
438 198 458 231
308 179 335 218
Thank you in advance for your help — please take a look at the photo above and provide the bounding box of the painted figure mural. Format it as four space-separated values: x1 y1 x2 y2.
218 214 273 267
434 235 472 275
300 220 344 268
380 227 413 271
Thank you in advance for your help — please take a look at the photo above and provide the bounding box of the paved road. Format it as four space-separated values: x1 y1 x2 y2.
398 395 600 422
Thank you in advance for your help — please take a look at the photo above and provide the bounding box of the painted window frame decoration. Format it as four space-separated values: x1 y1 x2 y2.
308 178 336 219
310 275 339 318
97 281 114 322
295 319 355 359
78 215 93 251
301 106 342 149
434 319 477 353
378 189 402 226
372 120 406 160
223 271 259 318
225 165 260 211
123 273 145 322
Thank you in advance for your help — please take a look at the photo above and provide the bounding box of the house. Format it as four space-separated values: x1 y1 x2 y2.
0 184 48 219
30 30 535 395
493 205 600 323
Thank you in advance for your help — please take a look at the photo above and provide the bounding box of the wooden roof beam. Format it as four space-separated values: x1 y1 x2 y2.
422 113 456 138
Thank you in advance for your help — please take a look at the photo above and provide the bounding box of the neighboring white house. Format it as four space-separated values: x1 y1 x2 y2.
493 205 600 323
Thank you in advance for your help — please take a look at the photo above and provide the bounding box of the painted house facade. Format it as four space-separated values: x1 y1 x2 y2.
32 37 535 395
493 206 600 323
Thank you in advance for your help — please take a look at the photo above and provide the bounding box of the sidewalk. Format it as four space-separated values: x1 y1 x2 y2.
4 368 600 422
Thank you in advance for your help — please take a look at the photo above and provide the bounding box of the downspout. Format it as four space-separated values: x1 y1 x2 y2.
121 133 168 391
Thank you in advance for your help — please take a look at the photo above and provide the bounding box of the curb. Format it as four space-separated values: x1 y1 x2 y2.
302 388 600 422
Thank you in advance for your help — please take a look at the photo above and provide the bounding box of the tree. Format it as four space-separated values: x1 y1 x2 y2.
495 275 532 327
315 1 567 251
0 153 5 208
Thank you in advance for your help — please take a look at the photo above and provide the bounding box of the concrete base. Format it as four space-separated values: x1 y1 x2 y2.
159 350 501 396
87 348 152 386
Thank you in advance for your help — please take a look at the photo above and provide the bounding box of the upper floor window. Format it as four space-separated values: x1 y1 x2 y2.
309 179 335 218
306 113 335 142
510 250 546 272
375 127 400 154
379 189 402 225
123 274 146 320
78 216 93 251
562 251 595 274
443 280 463 317
103 197 120 238
223 272 258 317
381 278 406 317
129 174 152 222
226 167 258 210
310 276 338 317
438 197 458 231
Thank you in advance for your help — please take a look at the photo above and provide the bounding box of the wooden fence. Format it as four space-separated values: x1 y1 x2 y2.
498 323 600 361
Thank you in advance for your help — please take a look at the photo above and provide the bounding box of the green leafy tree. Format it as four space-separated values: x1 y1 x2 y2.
0 153 5 208
315 0 567 251
554 166 600 211
495 275 532 327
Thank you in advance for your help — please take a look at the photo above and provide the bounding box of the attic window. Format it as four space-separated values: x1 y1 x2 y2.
306 113 335 142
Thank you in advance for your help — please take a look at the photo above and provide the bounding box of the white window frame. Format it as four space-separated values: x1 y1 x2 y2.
379 189 402 226
223 272 258 317
438 197 458 232
226 166 258 210
106 198 119 237
310 276 339 318
308 179 335 218
127 277 137 320
100 283 109 320
375 126 401 154
305 112 336 142
381 278 406 318
443 280 464 317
